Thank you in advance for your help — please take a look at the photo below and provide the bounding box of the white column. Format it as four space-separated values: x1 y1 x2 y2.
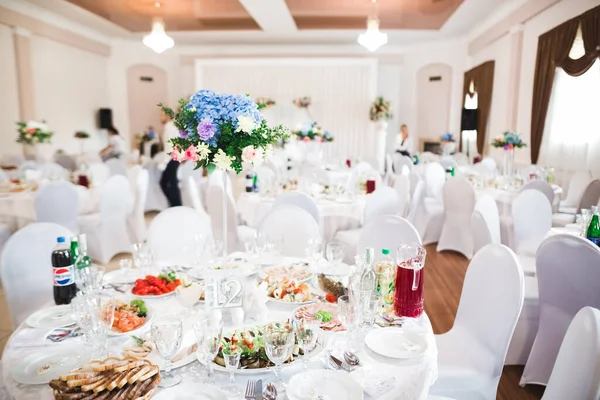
506 24 524 131
13 27 35 121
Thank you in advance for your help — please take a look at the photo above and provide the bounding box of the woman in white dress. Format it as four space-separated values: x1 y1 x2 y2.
99 126 126 161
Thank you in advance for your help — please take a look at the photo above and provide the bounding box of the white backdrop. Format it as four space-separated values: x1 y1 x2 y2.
195 58 378 162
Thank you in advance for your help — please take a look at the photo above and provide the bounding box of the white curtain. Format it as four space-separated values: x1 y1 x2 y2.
541 60 600 181
195 58 378 163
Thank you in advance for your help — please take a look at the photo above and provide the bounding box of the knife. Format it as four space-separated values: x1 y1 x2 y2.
255 379 263 400
330 355 351 372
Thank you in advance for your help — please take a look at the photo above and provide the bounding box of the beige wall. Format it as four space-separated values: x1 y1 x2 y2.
416 63 452 144
0 24 21 156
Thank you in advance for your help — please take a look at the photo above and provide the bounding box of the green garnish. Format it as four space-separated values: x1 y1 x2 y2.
158 271 177 283
315 310 332 322
131 335 145 346
130 299 148 317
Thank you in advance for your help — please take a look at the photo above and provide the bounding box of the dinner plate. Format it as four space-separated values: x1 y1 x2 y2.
108 302 154 336
364 328 428 359
146 331 197 370
103 269 138 285
130 288 175 299
314 261 353 276
287 370 364 400
11 347 83 385
152 383 227 399
25 305 73 329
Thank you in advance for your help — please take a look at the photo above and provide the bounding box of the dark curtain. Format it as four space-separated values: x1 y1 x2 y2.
530 5 600 164
460 61 495 155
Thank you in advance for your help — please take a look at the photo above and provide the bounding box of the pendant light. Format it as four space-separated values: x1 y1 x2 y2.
143 2 174 53
357 0 387 52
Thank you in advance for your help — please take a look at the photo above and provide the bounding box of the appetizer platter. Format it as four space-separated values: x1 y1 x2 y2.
262 278 316 305
110 300 152 336
259 264 313 283
294 302 345 332
131 272 182 298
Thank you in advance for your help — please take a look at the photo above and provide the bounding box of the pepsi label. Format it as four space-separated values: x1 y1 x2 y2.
53 265 74 286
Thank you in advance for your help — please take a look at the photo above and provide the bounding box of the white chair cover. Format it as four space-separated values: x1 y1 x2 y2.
392 174 411 217
437 177 475 258
559 170 591 210
424 163 445 199
88 163 111 186
552 179 600 227
453 153 469 166
357 215 421 255
105 158 127 176
127 169 149 243
186 175 209 218
143 158 168 212
0 222 12 257
407 180 425 225
272 191 320 224
54 153 77 172
179 161 204 209
479 157 497 175
474 195 501 245
521 234 600 386
414 176 444 245
147 206 212 266
78 175 132 263
41 162 69 180
430 244 524 400
363 186 400 221
409 171 421 199
0 223 73 328
127 165 142 194
512 190 552 256
520 180 555 207
258 205 320 257
439 157 458 171
34 181 80 234
472 211 493 255
393 154 413 174
542 307 600 400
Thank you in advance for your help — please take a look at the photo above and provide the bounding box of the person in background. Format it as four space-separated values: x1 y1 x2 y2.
396 124 415 157
159 109 182 207
99 126 125 161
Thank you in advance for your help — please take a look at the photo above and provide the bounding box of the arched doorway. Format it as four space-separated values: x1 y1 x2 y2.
416 63 452 152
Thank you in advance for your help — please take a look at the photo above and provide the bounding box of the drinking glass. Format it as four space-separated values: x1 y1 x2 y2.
151 318 183 388
264 322 295 391
293 313 322 372
119 258 132 274
254 231 271 255
221 345 242 397
175 277 203 318
244 240 255 255
88 265 105 293
206 239 223 266
337 295 358 348
75 295 115 360
193 317 223 384
576 214 585 236
305 238 323 268
326 242 345 267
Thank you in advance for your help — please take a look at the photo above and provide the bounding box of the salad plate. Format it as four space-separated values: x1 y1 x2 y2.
11 346 84 385
25 305 73 329
293 302 345 332
263 278 317 305
109 299 153 336
364 328 428 359
287 370 363 400
103 269 137 285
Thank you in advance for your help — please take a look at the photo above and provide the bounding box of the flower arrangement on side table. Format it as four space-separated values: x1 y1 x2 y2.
292 96 311 108
16 120 53 144
293 121 334 143
369 96 393 122
491 131 526 150
74 131 90 139
138 128 157 143
441 133 455 142
255 97 276 108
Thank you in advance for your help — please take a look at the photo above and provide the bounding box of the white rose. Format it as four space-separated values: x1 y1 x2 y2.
236 115 257 134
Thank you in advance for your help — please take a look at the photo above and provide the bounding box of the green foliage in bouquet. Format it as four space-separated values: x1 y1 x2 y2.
16 121 53 144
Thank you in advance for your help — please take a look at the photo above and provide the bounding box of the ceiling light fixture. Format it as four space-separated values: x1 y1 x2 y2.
358 0 387 52
143 2 174 54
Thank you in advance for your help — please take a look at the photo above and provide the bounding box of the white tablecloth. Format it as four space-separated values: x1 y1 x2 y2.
475 184 563 216
237 192 366 242
0 267 437 400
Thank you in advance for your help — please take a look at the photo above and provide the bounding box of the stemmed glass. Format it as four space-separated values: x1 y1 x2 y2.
264 322 295 391
254 232 270 256
119 258 132 279
72 294 115 360
206 239 224 267
151 318 183 388
293 313 322 371
326 242 345 270
175 276 203 318
305 238 323 269
221 344 242 397
337 295 358 349
193 317 223 384
132 243 154 274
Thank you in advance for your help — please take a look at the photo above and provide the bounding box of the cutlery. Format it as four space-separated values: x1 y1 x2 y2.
263 382 277 400
255 379 263 400
343 350 361 366
244 380 256 399
329 355 351 372
47 327 82 342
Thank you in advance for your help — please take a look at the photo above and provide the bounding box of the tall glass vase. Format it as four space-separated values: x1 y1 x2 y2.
222 170 228 258
503 149 515 178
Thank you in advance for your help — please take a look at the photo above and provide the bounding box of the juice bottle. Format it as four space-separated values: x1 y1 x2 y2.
375 248 395 314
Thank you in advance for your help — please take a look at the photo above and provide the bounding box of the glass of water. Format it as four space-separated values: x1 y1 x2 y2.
337 295 358 349
151 318 183 388
326 242 346 267
193 316 223 384
221 344 242 397
264 322 295 391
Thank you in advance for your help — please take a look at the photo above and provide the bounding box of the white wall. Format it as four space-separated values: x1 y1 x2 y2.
0 24 20 156
377 64 402 154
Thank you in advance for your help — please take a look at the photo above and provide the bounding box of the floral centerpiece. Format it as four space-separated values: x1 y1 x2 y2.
16 120 53 144
441 132 455 142
292 96 311 108
137 127 157 143
293 121 334 142
255 97 276 108
369 96 392 122
491 131 526 150
160 90 289 174
74 131 90 139
440 133 456 156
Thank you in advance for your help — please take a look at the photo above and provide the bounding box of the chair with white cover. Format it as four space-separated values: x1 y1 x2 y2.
34 181 80 234
453 153 469 166
147 206 212 267
392 174 411 217
424 162 445 200
179 161 204 209
54 153 77 172
429 244 524 400
511 190 552 256
105 158 127 177
521 234 600 387
88 163 111 187
41 162 69 180
186 175 209 218
272 191 320 224
0 169 7 183
0 223 73 328
413 184 444 245
393 153 413 174
143 157 169 213
409 171 421 199
541 307 600 400
520 180 555 209
437 177 475 258
558 170 591 213
357 215 421 255
407 180 425 225
479 157 497 176
439 157 458 172
258 205 320 257
127 169 149 243
78 175 133 264
552 179 600 227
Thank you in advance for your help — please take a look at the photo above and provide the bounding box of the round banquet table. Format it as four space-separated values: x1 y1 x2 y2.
474 184 563 216
0 265 438 400
237 192 366 242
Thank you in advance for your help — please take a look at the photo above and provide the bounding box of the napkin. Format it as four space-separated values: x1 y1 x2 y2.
9 327 83 349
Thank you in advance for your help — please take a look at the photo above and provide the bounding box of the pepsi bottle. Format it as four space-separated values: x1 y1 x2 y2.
52 236 77 305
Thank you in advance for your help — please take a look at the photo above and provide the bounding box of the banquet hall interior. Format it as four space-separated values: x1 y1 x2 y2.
1 0 600 399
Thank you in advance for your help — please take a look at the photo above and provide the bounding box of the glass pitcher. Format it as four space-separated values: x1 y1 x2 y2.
394 243 426 318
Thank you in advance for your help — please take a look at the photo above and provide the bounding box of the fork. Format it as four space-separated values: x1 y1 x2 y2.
244 379 256 399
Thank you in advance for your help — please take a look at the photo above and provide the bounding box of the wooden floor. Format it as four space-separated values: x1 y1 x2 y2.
424 244 545 400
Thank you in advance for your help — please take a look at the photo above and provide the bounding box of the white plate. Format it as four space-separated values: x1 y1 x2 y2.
11 347 83 385
152 383 227 399
267 296 317 306
259 265 313 282
104 269 138 285
315 261 353 276
25 305 73 329
146 331 197 370
188 263 256 280
130 288 175 299
108 302 154 336
287 370 364 400
364 328 428 359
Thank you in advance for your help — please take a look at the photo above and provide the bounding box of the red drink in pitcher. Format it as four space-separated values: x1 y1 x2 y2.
394 243 426 318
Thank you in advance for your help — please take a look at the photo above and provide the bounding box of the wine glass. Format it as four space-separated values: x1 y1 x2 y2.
293 313 322 372
326 242 345 268
151 318 183 388
175 277 202 318
221 344 242 397
264 322 295 391
75 295 115 360
305 238 323 269
119 258 132 279
337 295 358 349
193 316 223 384
254 231 270 256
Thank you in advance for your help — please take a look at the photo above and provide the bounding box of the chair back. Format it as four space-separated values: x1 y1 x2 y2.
142 159 168 212
34 181 80 233
474 194 501 245
357 215 421 255
186 175 208 217
424 162 445 199
0 223 73 327
522 235 600 386
443 176 475 216
512 190 552 252
453 152 469 166
364 186 399 222
521 180 555 206
480 157 497 175
41 162 69 180
254 165 277 192
392 174 411 217
562 170 591 207
393 154 413 174
88 163 111 186
147 206 212 266
409 171 421 198
100 175 132 220
472 211 494 254
258 205 320 257
454 244 524 375
407 181 425 224
578 179 600 212
439 157 458 171
54 154 77 172
542 307 600 400
105 158 127 177
273 192 320 224
130 169 149 242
